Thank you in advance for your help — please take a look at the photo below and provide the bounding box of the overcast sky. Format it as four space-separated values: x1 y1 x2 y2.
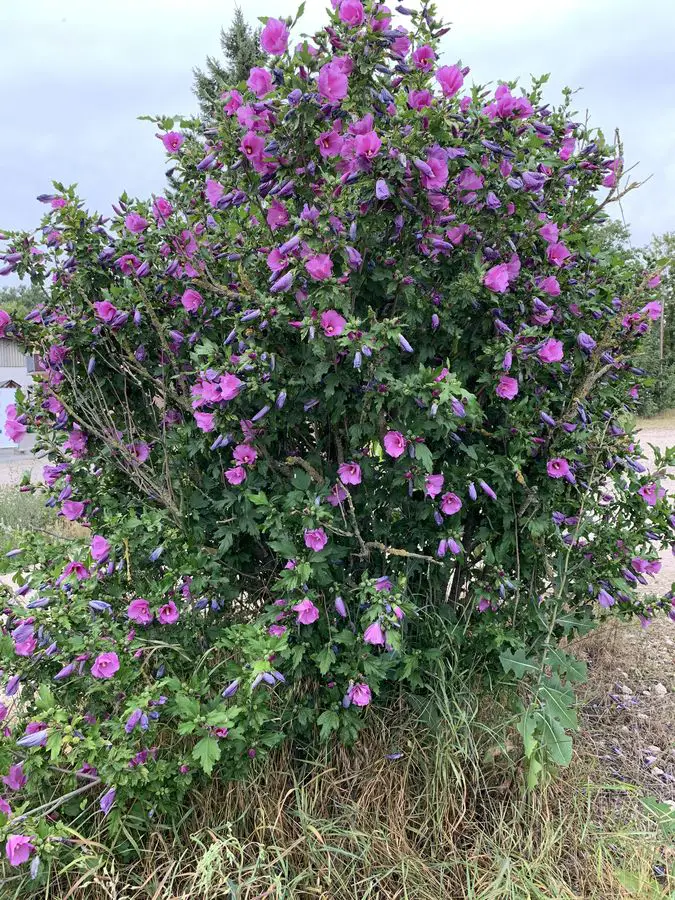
2 0 674 267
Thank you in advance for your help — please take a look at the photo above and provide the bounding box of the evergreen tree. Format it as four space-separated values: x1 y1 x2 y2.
193 7 265 118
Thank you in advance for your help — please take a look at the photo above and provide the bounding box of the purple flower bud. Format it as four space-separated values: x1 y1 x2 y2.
6 675 20 696
222 679 240 698
398 334 414 353
479 480 497 500
451 398 466 418
5 548 23 558
89 600 112 613
375 179 390 200
54 662 77 680
17 729 48 748
148 547 163 562
431 313 440 330
251 673 264 690
125 708 143 733
100 787 116 816
251 405 270 422
540 412 556 427
335 596 347 617
353 351 362 369
241 309 261 323
271 272 293 293
279 235 301 255
87 357 96 375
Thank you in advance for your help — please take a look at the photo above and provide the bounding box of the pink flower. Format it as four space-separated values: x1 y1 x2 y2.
408 89 432 110
152 197 173 223
547 458 570 479
354 131 382 159
160 132 184 153
91 535 110 562
483 264 510 293
539 276 561 297
424 473 444 498
157 601 179 624
233 444 257 465
267 200 289 230
0 309 11 338
15 637 36 657
91 652 120 679
304 528 328 552
61 500 85 521
315 129 344 158
260 17 289 54
320 309 346 336
220 373 245 401
5 416 26 443
125 213 147 233
5 835 34 867
318 62 349 103
547 242 571 267
496 375 518 400
538 222 559 243
339 0 364 26
326 482 348 506
412 44 435 71
205 178 224 208
348 682 371 706
641 301 662 321
222 89 243 115
638 482 665 506
127 598 153 625
391 27 411 56
194 412 215 433
338 462 362 485
383 431 406 458
3 764 26 791
420 155 448 190
181 289 203 312
240 131 265 164
305 254 333 281
292 598 319 624
436 64 463 98
559 137 575 161
93 300 117 322
62 561 89 581
225 466 247 485
440 492 462 515
269 624 287 638
0 798 10 815
647 274 661 288
363 621 386 645
247 67 273 98
538 339 564 364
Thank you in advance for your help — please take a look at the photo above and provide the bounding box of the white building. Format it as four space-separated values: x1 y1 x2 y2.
0 339 35 449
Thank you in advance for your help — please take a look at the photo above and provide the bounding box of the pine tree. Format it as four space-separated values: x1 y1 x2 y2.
193 7 265 118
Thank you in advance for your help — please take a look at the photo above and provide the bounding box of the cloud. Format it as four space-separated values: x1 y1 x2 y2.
0 0 673 249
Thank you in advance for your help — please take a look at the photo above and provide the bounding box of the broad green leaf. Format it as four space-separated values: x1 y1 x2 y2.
536 711 572 767
192 736 221 775
414 443 434 473
539 676 578 730
516 710 538 758
499 649 538 679
316 709 340 741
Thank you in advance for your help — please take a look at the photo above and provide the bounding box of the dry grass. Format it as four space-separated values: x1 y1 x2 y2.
4 657 673 900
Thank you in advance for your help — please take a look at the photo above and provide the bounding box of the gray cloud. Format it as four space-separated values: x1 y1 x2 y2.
1 0 673 255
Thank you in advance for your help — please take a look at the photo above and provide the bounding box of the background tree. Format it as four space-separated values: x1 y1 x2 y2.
193 7 264 118
635 232 675 414
0 284 47 324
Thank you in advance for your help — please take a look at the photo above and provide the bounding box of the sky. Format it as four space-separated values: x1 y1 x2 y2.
1 0 674 268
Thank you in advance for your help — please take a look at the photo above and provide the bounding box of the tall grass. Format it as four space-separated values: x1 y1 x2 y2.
4 662 672 899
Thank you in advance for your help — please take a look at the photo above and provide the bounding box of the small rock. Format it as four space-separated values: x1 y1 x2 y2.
646 744 662 754
653 683 668 696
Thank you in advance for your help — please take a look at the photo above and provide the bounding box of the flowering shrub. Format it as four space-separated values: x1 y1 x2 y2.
0 0 673 875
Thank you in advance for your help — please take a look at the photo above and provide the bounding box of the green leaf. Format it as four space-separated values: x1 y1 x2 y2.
535 711 572 766
499 649 538 679
268 537 297 559
316 709 340 741
545 649 588 684
526 756 543 791
245 491 269 506
414 443 434 473
46 732 63 762
516 710 538 758
192 736 221 775
539 676 578 730
314 646 335 675
174 694 200 720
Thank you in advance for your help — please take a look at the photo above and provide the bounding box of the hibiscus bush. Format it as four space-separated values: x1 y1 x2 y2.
0 0 673 876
